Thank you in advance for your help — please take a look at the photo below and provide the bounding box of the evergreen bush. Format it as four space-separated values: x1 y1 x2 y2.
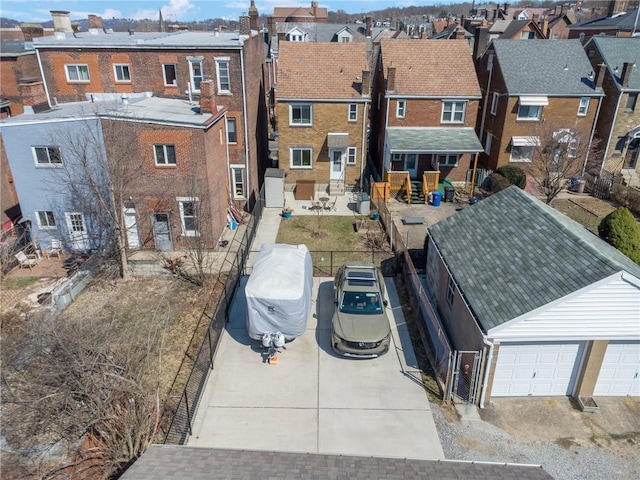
598 207 640 264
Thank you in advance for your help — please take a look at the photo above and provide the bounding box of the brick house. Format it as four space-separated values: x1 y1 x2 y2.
32 10 268 210
476 39 603 173
368 39 482 187
569 3 640 40
0 41 47 117
276 42 370 196
584 36 640 186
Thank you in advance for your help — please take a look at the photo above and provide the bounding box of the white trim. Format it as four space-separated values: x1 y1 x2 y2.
176 196 199 237
577 97 589 117
490 92 499 115
36 210 57 229
518 95 549 106
215 57 231 94
396 99 406 119
289 104 312 126
230 165 246 199
347 146 357 165
153 144 176 166
441 100 466 124
188 58 203 93
290 147 313 169
348 103 358 122
511 136 540 146
32 145 62 166
113 63 131 83
65 64 89 82
162 63 178 87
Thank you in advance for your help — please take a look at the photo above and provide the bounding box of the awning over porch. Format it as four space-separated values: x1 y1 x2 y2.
387 127 483 153
327 133 349 148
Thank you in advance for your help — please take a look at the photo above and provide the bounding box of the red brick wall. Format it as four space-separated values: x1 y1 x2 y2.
0 53 43 115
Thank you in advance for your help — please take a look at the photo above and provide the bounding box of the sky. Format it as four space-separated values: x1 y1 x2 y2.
1 0 444 23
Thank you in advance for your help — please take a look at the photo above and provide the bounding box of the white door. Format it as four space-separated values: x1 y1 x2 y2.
65 212 89 251
124 208 140 249
492 342 583 397
594 341 640 396
330 149 344 181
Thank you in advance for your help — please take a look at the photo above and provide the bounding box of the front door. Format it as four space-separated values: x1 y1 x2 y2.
330 149 344 182
404 154 418 179
152 213 173 251
65 212 89 251
124 208 140 249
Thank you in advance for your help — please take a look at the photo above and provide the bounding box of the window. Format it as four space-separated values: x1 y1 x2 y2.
396 99 406 118
347 147 357 165
289 34 303 41
163 64 177 86
517 104 542 120
290 147 312 168
348 103 358 122
447 277 455 306
578 97 589 116
485 133 493 155
177 197 198 237
441 101 466 123
65 64 89 82
405 153 417 170
113 64 131 82
490 92 499 115
438 154 459 167
520 30 536 39
216 58 231 93
154 145 176 165
231 166 245 198
510 145 534 162
33 146 62 165
626 93 638 112
188 58 203 92
36 211 56 228
290 104 312 125
226 118 237 143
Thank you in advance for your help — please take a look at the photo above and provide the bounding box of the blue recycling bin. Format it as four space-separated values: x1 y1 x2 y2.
432 191 442 207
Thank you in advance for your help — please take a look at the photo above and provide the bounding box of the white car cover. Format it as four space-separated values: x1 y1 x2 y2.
245 243 313 341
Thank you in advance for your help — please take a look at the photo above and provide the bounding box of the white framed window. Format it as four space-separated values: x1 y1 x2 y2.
188 58 203 92
289 33 303 41
289 104 312 126
36 211 56 229
447 277 455 306
226 118 237 143
490 92 499 115
154 144 176 165
510 145 534 162
348 103 358 122
441 101 466 123
484 133 493 155
517 104 542 120
163 64 177 86
438 154 459 167
231 166 245 198
113 64 131 82
578 97 589 116
396 99 406 118
215 58 231 93
290 147 312 168
33 146 62 166
347 147 357 165
65 64 89 82
177 197 198 237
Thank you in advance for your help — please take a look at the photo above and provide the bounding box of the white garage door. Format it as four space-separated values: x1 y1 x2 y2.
594 341 640 397
492 342 584 397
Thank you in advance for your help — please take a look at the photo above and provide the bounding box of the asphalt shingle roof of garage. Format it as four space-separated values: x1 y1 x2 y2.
492 39 601 96
387 127 483 153
589 36 640 91
428 186 640 332
120 445 555 479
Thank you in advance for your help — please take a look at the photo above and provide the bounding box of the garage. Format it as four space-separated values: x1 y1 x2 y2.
594 341 640 396
492 342 585 397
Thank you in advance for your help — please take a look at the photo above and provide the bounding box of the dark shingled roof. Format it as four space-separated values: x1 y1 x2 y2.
428 186 640 332
571 7 640 32
590 36 640 91
120 445 555 480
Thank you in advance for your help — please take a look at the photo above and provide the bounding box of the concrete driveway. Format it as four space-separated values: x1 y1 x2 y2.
188 276 444 460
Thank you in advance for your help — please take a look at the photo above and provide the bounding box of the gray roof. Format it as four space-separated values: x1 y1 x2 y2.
428 186 640 331
387 127 482 153
571 7 640 31
0 40 35 57
500 19 537 39
121 445 555 480
276 22 367 42
32 30 249 49
492 39 602 96
590 36 640 91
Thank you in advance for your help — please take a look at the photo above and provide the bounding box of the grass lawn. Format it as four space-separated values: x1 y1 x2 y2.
1 276 40 290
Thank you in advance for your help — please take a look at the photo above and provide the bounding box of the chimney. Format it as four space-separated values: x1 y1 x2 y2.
249 0 259 30
542 18 549 37
239 15 250 35
312 1 318 18
267 16 276 38
20 23 44 41
387 66 396 91
594 62 606 88
88 14 103 29
607 0 629 17
621 61 634 87
532 13 539 22
455 26 465 39
18 79 47 107
447 17 451 26
362 70 370 96
504 3 509 15
51 10 73 33
473 26 489 60
365 16 372 37
199 79 216 114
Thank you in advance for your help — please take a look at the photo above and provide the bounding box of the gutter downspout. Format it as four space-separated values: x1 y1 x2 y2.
224 111 233 203
478 53 494 146
383 93 390 174
600 92 622 174
479 337 494 409
35 48 52 109
360 101 369 190
240 47 251 204
582 95 603 175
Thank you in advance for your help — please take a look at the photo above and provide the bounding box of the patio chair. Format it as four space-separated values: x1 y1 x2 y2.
14 251 39 271
326 196 338 212
44 239 63 259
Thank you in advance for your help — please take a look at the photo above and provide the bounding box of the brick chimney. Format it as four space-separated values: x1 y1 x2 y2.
20 23 44 41
621 61 634 87
594 63 606 88
51 10 73 33
473 26 489 60
267 16 276 38
542 18 549 37
607 0 629 17
249 0 259 30
312 1 318 18
18 79 47 107
387 66 396 91
455 26 465 39
199 79 216 114
239 15 250 35
88 14 103 29
362 70 370 96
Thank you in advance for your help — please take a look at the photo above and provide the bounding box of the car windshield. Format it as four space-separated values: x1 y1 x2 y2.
340 291 382 315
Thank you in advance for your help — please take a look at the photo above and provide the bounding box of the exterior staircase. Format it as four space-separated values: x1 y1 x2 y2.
407 181 425 204
329 177 346 196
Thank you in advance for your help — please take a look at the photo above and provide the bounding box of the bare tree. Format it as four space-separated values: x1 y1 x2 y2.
520 120 601 204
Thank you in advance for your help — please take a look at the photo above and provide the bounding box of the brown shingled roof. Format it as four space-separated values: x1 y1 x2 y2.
277 42 369 99
380 39 481 97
